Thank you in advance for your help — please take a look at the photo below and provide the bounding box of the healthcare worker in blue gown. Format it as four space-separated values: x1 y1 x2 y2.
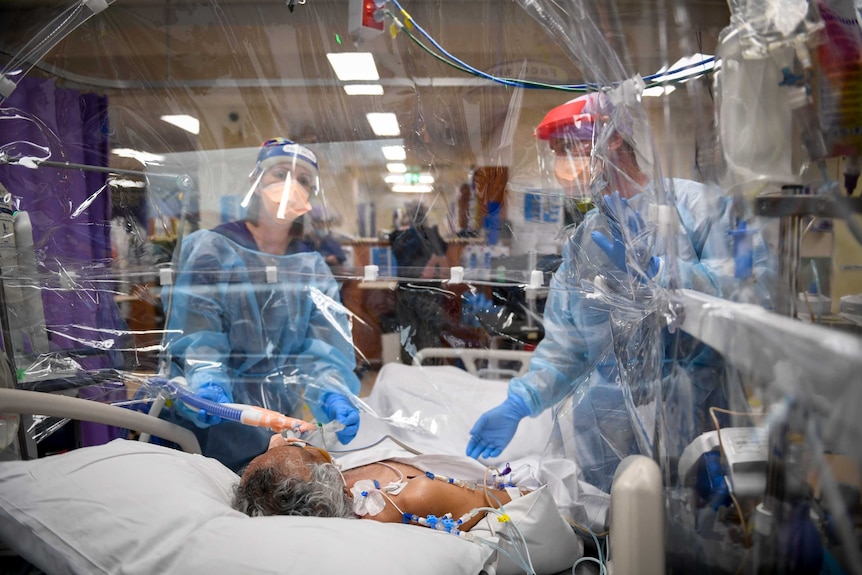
466 92 775 493
162 138 362 472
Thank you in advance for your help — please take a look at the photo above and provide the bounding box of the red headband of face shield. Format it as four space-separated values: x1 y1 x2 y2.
535 94 599 142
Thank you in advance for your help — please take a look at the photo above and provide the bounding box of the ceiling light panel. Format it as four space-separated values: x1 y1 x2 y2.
344 84 384 95
392 184 433 193
381 145 406 161
367 113 401 136
327 52 380 81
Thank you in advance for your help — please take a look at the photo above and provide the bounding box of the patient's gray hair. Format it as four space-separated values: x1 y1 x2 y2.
233 462 355 519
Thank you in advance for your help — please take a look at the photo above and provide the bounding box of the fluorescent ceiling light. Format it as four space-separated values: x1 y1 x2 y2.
367 112 400 136
381 145 406 161
386 162 407 173
160 114 200 135
384 172 434 184
642 85 676 97
392 184 433 193
344 84 384 96
111 148 166 164
327 52 380 81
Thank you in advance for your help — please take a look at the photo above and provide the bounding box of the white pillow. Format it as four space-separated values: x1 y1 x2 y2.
0 439 491 575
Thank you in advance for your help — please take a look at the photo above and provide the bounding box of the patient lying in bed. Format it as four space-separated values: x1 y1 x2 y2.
0 363 589 575
234 433 526 532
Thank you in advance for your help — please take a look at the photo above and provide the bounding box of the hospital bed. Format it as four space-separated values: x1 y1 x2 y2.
412 347 533 378
0 348 600 575
14 284 857 575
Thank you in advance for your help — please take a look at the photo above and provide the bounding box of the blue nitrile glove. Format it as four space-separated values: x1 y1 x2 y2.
466 394 531 460
591 193 659 280
176 382 231 429
323 393 360 444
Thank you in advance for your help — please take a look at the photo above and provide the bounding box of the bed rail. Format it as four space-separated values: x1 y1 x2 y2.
412 347 533 378
0 388 202 454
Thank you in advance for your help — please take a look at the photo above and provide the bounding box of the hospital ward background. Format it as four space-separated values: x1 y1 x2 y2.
0 0 861 573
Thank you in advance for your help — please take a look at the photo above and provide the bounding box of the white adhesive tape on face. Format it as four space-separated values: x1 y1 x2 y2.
364 265 379 281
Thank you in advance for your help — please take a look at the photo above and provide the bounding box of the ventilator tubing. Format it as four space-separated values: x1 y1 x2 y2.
161 377 244 422
155 376 316 435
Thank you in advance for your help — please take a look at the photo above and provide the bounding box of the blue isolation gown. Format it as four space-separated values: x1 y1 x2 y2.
161 221 360 471
509 178 775 492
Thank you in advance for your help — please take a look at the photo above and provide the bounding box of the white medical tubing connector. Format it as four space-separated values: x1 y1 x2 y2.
315 419 345 445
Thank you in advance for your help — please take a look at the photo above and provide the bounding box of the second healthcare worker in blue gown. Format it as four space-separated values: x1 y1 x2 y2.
162 138 362 472
466 92 775 493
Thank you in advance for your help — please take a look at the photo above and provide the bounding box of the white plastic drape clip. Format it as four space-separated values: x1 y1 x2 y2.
0 75 15 98
609 75 646 107
59 271 78 290
83 0 110 15
265 265 278 284
528 269 544 289
159 267 174 286
364 265 379 282
449 266 464 284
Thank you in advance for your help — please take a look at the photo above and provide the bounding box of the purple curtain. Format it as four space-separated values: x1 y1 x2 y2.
0 76 125 446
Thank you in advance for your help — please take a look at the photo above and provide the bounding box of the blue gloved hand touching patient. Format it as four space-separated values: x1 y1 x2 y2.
591 192 659 281
322 393 360 444
466 394 531 460
176 382 232 429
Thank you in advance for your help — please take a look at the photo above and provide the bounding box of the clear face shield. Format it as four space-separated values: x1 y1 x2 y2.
537 132 597 220
242 161 321 223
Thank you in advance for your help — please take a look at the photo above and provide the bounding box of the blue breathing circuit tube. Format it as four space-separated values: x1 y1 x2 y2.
148 376 318 436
